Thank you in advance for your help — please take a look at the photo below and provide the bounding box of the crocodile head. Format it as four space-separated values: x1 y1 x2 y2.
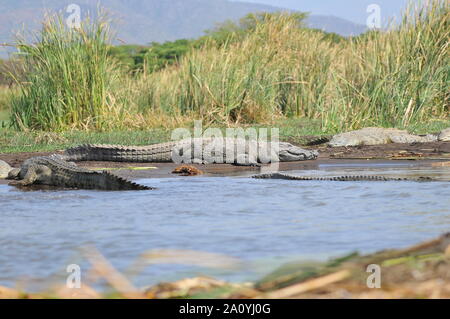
277 142 319 161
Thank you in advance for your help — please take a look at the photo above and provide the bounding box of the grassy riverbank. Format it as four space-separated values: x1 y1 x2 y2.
1 118 449 154
1 0 448 134
0 117 320 153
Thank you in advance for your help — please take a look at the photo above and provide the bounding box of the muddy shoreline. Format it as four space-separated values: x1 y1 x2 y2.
0 141 449 184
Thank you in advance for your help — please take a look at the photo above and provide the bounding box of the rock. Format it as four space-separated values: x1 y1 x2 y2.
0 160 12 179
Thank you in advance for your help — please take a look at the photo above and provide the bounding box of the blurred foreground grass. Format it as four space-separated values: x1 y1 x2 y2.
1 234 449 299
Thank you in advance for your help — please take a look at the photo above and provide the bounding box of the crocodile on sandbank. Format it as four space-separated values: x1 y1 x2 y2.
306 127 450 147
62 137 318 165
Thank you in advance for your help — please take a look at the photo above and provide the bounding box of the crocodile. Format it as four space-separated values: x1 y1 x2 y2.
5 137 318 190
7 155 152 190
62 137 319 165
0 160 12 179
252 172 435 182
439 128 450 142
305 127 450 147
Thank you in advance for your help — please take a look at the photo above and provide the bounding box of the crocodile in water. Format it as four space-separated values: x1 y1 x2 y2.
252 172 435 182
7 155 152 190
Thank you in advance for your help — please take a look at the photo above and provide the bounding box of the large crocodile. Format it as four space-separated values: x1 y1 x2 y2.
5 137 318 190
306 127 450 147
7 155 153 190
62 137 318 165
252 172 435 182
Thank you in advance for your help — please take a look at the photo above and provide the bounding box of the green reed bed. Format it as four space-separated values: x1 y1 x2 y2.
9 15 129 131
135 0 448 132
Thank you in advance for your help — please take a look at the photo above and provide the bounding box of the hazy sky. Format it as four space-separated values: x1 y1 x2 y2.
234 0 414 24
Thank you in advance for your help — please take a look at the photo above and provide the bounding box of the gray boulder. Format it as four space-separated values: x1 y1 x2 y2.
0 160 12 179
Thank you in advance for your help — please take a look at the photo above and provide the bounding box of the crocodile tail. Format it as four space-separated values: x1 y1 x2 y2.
64 144 172 162
63 144 93 161
64 144 125 161
304 136 331 146
99 171 154 191
70 170 153 191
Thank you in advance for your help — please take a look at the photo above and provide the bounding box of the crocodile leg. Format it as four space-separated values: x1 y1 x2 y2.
8 164 50 186
6 168 21 180
234 154 260 166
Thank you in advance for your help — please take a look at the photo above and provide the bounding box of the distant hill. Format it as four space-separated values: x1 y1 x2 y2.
307 15 366 36
234 0 413 26
0 0 366 57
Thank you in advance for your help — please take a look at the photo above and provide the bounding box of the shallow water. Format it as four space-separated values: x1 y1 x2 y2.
0 162 449 291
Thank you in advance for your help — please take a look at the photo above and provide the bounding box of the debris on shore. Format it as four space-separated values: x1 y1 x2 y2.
172 165 204 176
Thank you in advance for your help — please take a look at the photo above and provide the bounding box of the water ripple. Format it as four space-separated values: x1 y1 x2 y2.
0 165 449 288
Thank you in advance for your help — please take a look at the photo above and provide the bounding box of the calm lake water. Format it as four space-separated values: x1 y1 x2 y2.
0 162 449 291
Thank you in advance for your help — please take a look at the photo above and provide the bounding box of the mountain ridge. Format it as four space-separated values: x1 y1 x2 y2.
0 0 366 57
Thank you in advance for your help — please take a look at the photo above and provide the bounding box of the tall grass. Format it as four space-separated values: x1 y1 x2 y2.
133 16 337 126
10 14 127 131
324 0 450 131
0 86 12 110
0 86 14 127
134 0 448 132
8 0 449 132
